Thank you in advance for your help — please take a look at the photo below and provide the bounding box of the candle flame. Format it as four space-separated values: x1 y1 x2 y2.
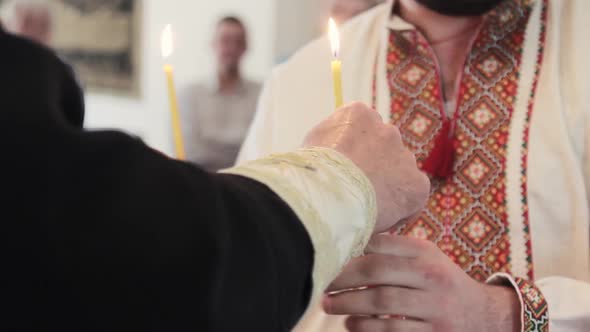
329 18 340 59
161 24 174 58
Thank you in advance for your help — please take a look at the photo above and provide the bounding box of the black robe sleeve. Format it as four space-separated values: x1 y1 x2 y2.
0 31 314 332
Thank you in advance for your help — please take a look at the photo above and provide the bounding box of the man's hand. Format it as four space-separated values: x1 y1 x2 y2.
323 235 521 332
304 102 430 233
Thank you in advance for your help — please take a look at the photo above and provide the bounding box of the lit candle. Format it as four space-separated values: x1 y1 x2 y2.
161 24 186 160
329 18 343 109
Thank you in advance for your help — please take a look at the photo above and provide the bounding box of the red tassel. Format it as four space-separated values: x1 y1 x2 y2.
422 120 456 178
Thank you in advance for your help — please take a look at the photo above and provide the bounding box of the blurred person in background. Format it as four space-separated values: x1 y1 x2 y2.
328 0 384 23
180 16 261 172
1 0 52 46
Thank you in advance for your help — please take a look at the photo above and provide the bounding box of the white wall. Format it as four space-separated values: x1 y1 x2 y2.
84 0 276 155
274 0 326 63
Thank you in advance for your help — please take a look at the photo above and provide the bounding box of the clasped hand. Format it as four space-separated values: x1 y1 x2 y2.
323 235 521 332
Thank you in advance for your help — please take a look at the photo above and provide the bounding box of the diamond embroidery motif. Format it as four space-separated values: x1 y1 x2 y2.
482 235 510 273
456 209 501 251
408 114 431 136
482 57 500 75
474 49 510 82
439 238 475 271
427 184 474 223
394 62 431 93
403 107 438 141
402 64 427 86
458 151 497 193
465 97 501 135
401 215 441 241
466 159 488 182
489 1 522 37
473 105 494 126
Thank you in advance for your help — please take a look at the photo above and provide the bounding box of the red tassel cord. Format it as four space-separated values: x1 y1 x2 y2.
422 119 456 178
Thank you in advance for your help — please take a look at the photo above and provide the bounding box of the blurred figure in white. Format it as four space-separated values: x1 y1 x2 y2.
328 0 384 23
1 0 52 46
180 16 261 172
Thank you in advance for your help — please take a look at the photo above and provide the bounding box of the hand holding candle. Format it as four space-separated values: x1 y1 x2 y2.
161 24 186 160
329 18 343 109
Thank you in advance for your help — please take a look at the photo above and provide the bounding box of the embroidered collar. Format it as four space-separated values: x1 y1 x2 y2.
385 0 538 31
380 0 542 178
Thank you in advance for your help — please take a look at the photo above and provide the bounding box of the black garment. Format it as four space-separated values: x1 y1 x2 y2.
0 31 313 331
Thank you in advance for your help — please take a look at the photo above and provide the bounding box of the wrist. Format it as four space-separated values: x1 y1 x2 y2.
484 284 521 332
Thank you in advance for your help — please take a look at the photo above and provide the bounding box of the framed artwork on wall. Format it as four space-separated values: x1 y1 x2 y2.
0 0 142 96
52 0 142 97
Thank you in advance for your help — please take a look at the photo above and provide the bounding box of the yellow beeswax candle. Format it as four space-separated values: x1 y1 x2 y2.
329 18 343 109
331 59 343 108
164 64 186 160
161 24 186 160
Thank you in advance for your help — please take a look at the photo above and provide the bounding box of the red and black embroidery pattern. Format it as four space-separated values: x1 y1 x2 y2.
385 0 542 281
381 0 551 328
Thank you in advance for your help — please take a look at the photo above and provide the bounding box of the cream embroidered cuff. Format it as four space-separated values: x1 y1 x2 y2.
221 147 377 303
488 273 550 332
